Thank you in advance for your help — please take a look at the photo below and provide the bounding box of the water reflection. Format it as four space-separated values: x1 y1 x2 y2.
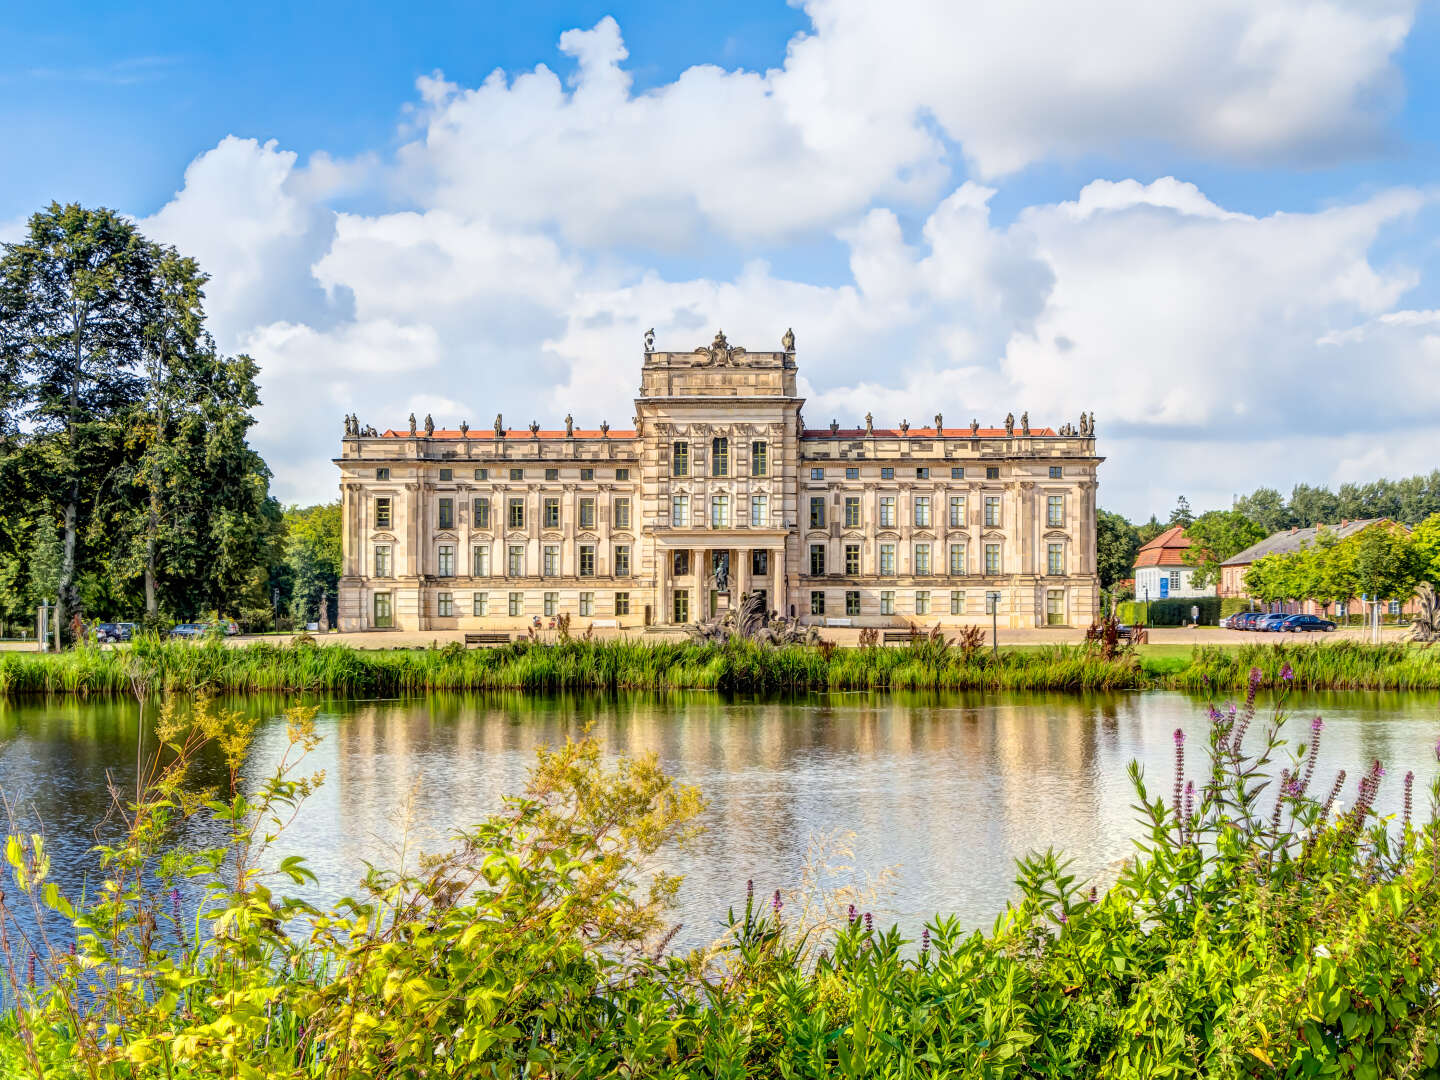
0 690 1436 950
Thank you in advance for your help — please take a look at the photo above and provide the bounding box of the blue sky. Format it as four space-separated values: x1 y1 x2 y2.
3 1 1439 515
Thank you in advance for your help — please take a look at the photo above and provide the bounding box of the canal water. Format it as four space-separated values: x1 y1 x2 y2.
0 690 1436 949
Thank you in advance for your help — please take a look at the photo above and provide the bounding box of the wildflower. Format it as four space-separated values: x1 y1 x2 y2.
1172 728 1186 829
772 889 782 914
1403 770 1415 832
746 879 753 906
864 912 873 934
26 952 34 987
848 903 857 924
1088 886 1098 904
1057 911 1068 926
1280 662 1294 683
920 927 930 955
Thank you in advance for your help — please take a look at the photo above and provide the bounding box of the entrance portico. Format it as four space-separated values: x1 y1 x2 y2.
651 530 788 624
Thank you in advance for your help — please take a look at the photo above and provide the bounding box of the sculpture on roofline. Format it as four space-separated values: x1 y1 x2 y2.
782 327 795 353
565 413 574 437
600 420 610 437
529 420 540 437
644 327 655 353
865 412 874 436
408 413 417 436
1005 412 1015 437
459 420 469 436
934 412 943 434
363 424 377 437
494 414 504 437
899 418 909 435
424 414 434 437
970 418 979 435
1021 411 1029 437
830 419 839 434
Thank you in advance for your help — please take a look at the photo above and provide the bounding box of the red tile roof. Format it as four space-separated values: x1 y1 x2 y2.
802 427 1058 439
1132 525 1193 568
380 429 638 440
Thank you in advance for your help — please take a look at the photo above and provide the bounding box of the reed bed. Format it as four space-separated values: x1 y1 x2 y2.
4 637 1436 698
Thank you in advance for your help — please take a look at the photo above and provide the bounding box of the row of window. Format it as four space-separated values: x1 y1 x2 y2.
803 541 1069 577
374 543 631 578
804 589 1068 619
428 591 632 618
374 496 634 532
807 465 1063 481
805 494 1066 530
373 462 1069 484
376 466 632 483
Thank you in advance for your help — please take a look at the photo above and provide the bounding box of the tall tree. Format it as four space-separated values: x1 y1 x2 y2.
0 204 155 637
1182 509 1267 588
282 503 342 624
1096 509 1140 590
1234 487 1293 533
1167 495 1193 527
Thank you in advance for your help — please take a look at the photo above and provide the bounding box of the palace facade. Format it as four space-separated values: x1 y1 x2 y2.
335 333 1103 632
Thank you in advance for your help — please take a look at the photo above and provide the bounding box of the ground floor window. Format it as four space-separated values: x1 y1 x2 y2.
615 592 630 615
373 592 393 628
985 592 999 615
673 590 690 624
437 592 454 617
950 590 963 615
846 590 860 616
544 592 558 616
751 549 769 576
473 593 488 616
579 592 594 616
1337 601 1348 618
1047 589 1065 625
915 590 930 615
880 590 895 616
811 591 825 615
508 592 523 617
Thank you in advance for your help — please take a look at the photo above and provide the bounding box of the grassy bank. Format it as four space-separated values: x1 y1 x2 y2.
2 636 1440 697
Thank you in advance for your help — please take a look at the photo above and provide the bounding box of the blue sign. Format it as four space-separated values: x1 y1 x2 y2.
1159 576 1169 599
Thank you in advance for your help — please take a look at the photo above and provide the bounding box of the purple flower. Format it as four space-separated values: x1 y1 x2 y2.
1057 911 1068 926
864 912 873 934
1280 663 1294 683
26 952 35 987
772 889 782 914
1088 886 1098 904
746 879 753 905
920 927 930 954
1173 728 1186 747
1311 716 1323 734
848 903 857 924
1404 770 1415 831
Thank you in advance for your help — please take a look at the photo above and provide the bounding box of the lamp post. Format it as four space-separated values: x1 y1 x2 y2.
987 591 1002 658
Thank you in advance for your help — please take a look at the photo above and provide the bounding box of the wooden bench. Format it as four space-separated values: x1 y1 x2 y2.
882 631 916 645
464 632 512 647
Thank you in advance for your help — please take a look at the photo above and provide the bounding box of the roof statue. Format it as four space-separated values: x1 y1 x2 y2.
459 419 468 436
493 414 504 437
408 412 417 436
934 412 942 434
1005 412 1015 436
634 414 645 437
899 418 909 435
696 329 746 366
830 419 839 434
865 412 874 435
782 327 795 353
970 418 979 435
424 413 434 437
529 420 540 437
600 420 610 437
1021 411 1029 437
565 413 574 437
643 327 655 353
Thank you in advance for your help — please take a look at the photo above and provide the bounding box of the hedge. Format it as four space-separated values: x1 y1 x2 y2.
1115 596 1223 626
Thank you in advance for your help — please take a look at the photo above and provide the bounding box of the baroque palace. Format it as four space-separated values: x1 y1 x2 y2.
335 331 1103 632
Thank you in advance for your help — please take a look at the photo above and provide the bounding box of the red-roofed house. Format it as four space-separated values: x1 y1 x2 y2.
1132 526 1215 600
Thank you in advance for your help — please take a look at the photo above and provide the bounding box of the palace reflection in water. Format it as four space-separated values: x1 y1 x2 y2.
0 690 1433 950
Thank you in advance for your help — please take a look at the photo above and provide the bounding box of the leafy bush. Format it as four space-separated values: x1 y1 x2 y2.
1116 597 1223 625
1 678 1438 1077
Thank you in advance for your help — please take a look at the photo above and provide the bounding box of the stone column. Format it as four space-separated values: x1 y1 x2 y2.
656 545 668 625
772 549 785 617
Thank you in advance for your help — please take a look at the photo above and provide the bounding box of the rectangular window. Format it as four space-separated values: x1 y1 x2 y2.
1047 589 1065 625
751 549 768 576
709 494 730 528
810 467 824 480
473 468 488 481
673 590 689 623
879 543 896 576
508 592 523 616
951 467 964 479
438 545 455 577
580 468 594 481
845 497 862 528
614 545 630 577
542 498 560 529
1169 569 1181 590
846 590 860 616
879 497 896 528
373 592 393 628
544 592 558 617
615 467 630 481
615 592 630 615
845 543 861 575
950 591 963 615
579 497 596 529
672 495 689 527
985 592 998 615
712 438 729 477
811 591 825 615
809 496 826 529
881 467 894 480
472 545 490 577
672 441 689 477
751 441 768 477
985 497 1001 527
473 498 491 529
914 544 931 576
674 550 691 576
1049 466 1063 479
510 468 524 481
809 544 826 576
507 545 525 577
915 590 930 615
507 498 525 529
846 467 859 480
376 467 390 480
375 497 392 529
439 468 452 481
985 466 999 480
1047 495 1064 528
437 498 454 529
473 592 488 616
579 592 594 616
437 592 454 617
949 497 965 528
579 545 596 576
881 591 895 616
915 467 929 479
545 468 559 481
948 543 965 576
374 545 392 578
750 494 768 527
1048 543 1064 575
614 498 630 529
542 545 559 577
985 543 1000 575
914 497 931 527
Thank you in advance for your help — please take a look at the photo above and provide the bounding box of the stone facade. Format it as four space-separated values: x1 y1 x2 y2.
335 333 1104 632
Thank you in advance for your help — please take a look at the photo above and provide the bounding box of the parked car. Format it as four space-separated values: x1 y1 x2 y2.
1227 611 1262 630
1219 613 1247 629
94 622 137 643
1278 614 1337 633
1255 614 1291 632
170 623 204 638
